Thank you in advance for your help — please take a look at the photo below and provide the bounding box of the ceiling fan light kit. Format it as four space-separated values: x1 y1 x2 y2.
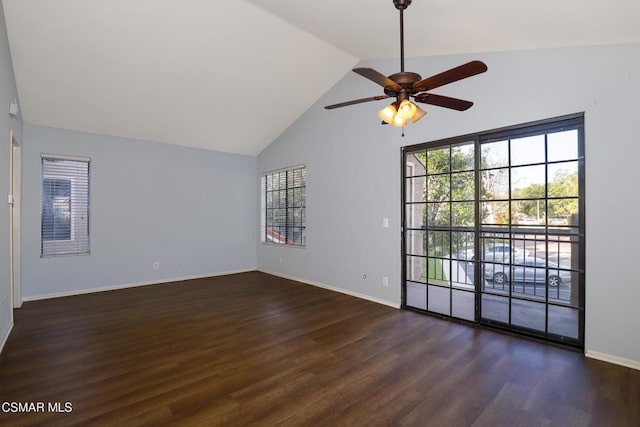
378 103 397 123
325 0 487 133
377 100 426 126
397 100 417 120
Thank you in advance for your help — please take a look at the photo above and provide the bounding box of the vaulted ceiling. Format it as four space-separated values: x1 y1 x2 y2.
3 0 640 155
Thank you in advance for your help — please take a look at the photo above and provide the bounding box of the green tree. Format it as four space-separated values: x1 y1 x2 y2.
548 170 578 217
511 169 578 221
512 183 545 218
414 146 475 255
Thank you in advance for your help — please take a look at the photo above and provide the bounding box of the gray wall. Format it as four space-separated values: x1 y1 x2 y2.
0 2 21 350
257 44 640 365
21 125 257 299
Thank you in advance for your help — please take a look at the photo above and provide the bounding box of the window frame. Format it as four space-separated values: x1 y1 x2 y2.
41 154 91 257
401 113 585 349
260 165 306 248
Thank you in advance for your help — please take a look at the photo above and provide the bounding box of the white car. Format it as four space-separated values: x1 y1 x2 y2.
484 257 571 287
457 243 531 262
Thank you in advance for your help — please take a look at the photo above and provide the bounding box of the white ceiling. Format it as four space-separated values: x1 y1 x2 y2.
3 0 640 155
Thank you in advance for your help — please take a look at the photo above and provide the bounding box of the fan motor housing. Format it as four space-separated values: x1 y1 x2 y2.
385 71 421 95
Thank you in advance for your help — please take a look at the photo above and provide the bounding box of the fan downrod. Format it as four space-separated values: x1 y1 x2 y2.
393 0 412 10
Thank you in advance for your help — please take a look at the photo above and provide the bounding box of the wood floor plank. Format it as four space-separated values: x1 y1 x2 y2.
0 271 638 426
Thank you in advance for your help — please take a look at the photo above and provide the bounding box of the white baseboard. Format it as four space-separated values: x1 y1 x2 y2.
585 350 640 371
22 269 255 302
260 270 400 309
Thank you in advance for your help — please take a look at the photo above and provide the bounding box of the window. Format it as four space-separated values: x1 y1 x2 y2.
261 166 306 247
41 154 90 257
403 114 585 349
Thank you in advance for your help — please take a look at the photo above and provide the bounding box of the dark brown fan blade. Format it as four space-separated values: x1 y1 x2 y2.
412 60 487 93
324 95 390 110
414 93 474 111
353 68 401 91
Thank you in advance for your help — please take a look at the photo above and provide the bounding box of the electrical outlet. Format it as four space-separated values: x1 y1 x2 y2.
383 276 389 287
153 261 160 270
178 261 184 269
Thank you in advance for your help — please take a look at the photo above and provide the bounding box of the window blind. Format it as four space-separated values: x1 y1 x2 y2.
261 165 306 247
41 155 91 257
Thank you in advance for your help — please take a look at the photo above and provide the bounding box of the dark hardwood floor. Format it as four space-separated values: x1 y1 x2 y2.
0 272 638 426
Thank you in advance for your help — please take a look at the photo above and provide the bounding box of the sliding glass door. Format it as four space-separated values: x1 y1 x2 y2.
402 114 585 348
405 141 476 321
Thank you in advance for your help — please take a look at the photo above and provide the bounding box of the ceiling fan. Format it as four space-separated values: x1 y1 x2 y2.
325 0 487 130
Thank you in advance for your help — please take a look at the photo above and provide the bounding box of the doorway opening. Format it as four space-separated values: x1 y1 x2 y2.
402 114 585 348
9 130 21 308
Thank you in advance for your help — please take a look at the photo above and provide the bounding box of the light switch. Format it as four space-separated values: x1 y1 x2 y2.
383 218 389 228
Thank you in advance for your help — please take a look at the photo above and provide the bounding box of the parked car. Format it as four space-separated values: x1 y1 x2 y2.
483 257 571 287
457 243 531 262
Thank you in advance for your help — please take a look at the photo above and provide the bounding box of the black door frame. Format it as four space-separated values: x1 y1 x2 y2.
401 113 585 349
